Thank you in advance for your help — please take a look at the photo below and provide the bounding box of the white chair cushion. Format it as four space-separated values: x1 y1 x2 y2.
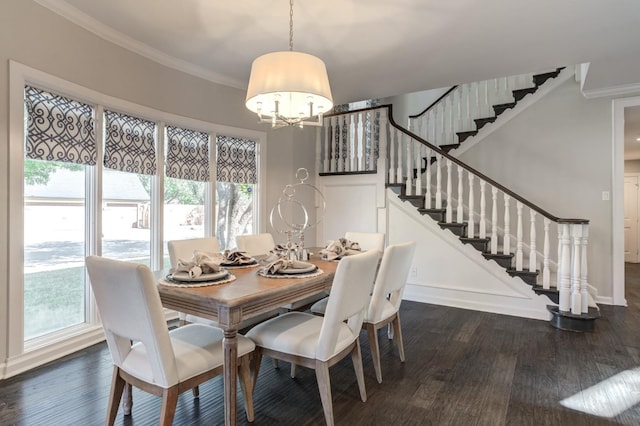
246 312 357 361
122 324 255 386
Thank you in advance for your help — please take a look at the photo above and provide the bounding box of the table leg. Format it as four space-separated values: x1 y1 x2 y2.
223 329 238 426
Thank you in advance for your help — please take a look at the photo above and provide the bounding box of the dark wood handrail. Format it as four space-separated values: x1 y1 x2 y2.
324 104 588 224
408 86 458 119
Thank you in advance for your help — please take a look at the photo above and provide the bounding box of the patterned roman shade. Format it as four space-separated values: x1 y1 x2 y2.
165 125 210 182
24 85 96 165
216 135 257 184
104 110 157 175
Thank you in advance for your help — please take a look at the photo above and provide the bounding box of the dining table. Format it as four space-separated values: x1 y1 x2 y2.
154 250 338 426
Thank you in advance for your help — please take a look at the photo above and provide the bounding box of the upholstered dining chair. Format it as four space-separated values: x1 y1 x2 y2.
167 237 221 327
309 241 416 383
344 231 385 254
167 236 220 268
310 231 385 316
235 233 276 256
247 249 381 426
363 241 416 383
85 256 255 425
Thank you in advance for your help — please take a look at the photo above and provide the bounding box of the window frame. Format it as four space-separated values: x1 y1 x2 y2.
6 60 266 377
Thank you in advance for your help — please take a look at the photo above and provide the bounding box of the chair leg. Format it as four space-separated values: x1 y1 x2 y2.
350 340 367 402
250 350 263 394
238 356 255 422
106 367 126 425
315 360 335 426
392 313 406 363
366 322 383 384
191 385 200 398
272 358 279 369
290 363 297 378
159 386 179 426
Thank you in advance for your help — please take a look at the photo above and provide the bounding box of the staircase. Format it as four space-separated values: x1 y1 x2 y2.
407 68 566 157
317 70 600 331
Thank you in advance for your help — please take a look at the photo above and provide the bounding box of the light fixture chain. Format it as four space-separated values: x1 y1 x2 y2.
289 0 294 51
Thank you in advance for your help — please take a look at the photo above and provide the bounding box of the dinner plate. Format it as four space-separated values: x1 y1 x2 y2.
278 263 318 275
168 270 228 282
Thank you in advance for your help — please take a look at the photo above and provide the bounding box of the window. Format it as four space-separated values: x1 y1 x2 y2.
8 62 265 376
216 135 258 250
23 86 95 340
163 125 209 268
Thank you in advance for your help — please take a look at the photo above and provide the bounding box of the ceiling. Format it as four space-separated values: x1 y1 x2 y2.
35 0 640 157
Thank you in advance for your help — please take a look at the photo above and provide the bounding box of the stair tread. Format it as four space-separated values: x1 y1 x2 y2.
547 305 600 320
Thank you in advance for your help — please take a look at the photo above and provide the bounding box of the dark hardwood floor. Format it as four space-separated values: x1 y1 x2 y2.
3 268 640 425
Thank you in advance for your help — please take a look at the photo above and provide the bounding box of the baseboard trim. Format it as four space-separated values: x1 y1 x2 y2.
403 283 552 321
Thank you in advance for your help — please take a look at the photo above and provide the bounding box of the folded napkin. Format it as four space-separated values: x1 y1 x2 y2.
270 242 300 255
260 253 312 275
222 250 255 265
320 238 362 261
174 250 221 278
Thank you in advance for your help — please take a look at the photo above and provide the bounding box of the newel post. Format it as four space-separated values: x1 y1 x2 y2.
558 223 571 312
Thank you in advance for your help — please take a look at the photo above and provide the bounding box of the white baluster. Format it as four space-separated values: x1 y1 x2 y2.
558 223 571 312
348 113 355 173
323 117 330 173
529 210 537 273
491 187 498 254
378 109 388 179
581 224 589 313
368 111 375 171
515 202 523 271
446 159 453 223
396 129 403 184
389 127 396 183
479 180 486 238
467 174 475 238
415 142 422 196
503 195 511 256
337 116 344 172
448 96 454 145
556 225 562 289
357 112 365 171
405 137 413 196
543 219 551 289
435 154 443 209
425 147 432 209
439 103 445 147
456 166 464 223
570 224 582 315
473 82 480 124
330 116 337 173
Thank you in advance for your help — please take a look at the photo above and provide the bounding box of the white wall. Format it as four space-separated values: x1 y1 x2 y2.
0 0 316 373
457 78 614 300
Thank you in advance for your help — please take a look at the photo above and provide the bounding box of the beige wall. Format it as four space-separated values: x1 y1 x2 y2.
0 0 316 368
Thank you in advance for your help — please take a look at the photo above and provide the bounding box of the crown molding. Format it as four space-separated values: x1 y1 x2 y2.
581 81 640 99
34 0 246 90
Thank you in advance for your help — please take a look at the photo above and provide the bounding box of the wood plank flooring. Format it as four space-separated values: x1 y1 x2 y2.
3 268 640 425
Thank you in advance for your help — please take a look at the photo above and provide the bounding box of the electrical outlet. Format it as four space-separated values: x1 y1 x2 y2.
410 266 417 278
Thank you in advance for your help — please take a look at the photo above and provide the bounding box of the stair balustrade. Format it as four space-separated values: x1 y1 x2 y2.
318 103 590 316
408 69 561 149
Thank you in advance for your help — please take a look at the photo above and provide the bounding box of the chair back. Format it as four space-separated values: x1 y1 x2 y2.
367 241 416 323
317 249 380 361
168 237 220 268
236 233 275 256
344 231 385 253
85 256 179 387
